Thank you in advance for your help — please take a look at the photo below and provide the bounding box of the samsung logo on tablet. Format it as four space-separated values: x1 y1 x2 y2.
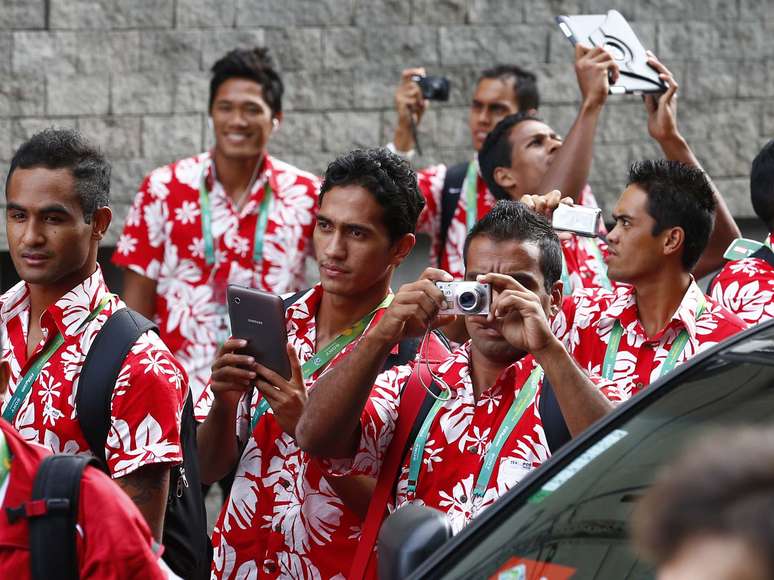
247 318 264 325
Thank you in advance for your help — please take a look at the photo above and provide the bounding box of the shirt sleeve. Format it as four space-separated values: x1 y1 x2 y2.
111 172 166 281
322 363 414 479
78 466 168 580
105 330 187 478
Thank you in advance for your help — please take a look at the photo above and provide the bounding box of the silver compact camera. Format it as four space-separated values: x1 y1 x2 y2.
552 204 602 237
435 281 491 316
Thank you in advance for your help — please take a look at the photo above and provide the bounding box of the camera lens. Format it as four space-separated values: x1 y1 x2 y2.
458 289 480 312
234 297 241 305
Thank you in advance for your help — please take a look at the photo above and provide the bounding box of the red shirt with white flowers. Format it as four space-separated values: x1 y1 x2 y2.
415 161 605 291
324 343 620 536
552 281 747 402
209 285 396 580
710 234 774 325
112 152 320 407
0 268 187 478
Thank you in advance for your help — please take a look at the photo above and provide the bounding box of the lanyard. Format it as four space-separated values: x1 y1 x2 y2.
199 170 273 266
464 160 479 232
406 365 544 498
0 430 10 490
250 295 394 430
601 293 707 381
581 237 612 290
2 295 112 423
561 255 572 296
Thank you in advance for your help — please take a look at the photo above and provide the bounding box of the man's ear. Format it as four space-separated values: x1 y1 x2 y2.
662 226 685 259
0 360 10 398
493 166 518 196
91 206 112 242
390 233 416 267
548 279 564 319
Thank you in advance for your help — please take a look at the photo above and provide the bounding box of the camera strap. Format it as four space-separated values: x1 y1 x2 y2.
250 294 394 430
601 293 707 381
199 167 273 267
405 364 543 499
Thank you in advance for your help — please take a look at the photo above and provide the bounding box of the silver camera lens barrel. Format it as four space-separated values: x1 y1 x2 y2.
457 289 482 313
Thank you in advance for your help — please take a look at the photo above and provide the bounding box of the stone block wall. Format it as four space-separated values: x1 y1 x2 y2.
0 0 771 250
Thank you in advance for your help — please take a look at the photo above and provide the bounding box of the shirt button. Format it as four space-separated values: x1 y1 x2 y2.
280 479 291 489
273 523 281 532
467 445 478 454
634 382 645 391
263 560 277 574
460 494 468 503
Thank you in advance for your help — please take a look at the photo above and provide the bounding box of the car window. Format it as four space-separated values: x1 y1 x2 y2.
425 327 774 579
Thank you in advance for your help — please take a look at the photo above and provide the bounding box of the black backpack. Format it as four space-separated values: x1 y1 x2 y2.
4 454 97 580
438 161 469 267
76 308 211 580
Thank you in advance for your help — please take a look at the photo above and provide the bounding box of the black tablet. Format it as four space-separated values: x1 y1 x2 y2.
227 285 292 380
556 9 667 95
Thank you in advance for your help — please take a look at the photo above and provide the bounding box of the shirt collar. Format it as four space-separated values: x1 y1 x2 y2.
204 152 277 206
602 277 706 340
38 266 110 340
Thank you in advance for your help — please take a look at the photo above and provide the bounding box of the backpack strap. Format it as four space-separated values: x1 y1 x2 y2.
76 308 157 469
282 289 309 311
349 332 450 578
750 245 774 269
537 375 572 454
438 162 469 267
28 454 96 580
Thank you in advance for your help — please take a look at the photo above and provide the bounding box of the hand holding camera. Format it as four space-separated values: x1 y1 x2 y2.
478 273 558 356
369 267 457 346
575 43 620 110
395 67 428 129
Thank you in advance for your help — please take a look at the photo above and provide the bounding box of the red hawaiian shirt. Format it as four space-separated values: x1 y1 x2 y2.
0 267 187 478
710 234 774 325
324 343 620 536
415 161 604 290
112 152 320 408
209 285 396 580
552 281 747 402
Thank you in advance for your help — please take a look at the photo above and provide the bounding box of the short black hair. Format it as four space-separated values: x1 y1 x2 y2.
319 148 425 243
633 427 774 575
751 139 774 232
628 160 716 271
6 128 110 224
479 65 540 111
209 47 283 115
479 112 544 201
463 200 562 293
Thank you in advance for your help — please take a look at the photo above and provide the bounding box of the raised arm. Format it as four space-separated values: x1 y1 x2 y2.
296 268 453 458
392 67 428 154
643 53 741 278
535 44 619 201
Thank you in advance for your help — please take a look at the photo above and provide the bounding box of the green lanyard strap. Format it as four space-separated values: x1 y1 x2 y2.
199 169 274 267
601 293 707 381
3 295 113 423
250 295 394 430
560 255 572 296
464 160 479 232
0 430 10 490
406 365 544 498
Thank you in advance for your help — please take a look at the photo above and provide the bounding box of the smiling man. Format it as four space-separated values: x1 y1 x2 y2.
297 200 620 576
112 47 320 407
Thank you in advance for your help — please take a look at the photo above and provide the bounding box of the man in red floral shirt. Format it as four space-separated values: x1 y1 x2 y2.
390 55 602 279
298 201 620 575
112 47 320 406
710 140 774 325
196 149 437 579
0 129 187 542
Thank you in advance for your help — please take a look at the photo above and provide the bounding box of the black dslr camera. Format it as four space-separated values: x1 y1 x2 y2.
411 75 451 101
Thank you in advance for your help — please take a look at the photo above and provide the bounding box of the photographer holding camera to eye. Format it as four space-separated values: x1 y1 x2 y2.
389 63 604 282
296 201 618 576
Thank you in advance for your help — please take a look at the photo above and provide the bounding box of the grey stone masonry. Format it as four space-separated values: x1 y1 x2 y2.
0 0 771 250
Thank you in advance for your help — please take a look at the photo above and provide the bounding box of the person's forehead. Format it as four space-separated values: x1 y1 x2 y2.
509 120 554 145
7 167 78 205
212 77 268 105
466 236 543 275
614 183 650 215
319 184 386 226
473 77 518 105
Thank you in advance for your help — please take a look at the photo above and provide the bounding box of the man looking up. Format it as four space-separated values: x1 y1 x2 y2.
297 201 621 575
553 159 746 402
113 47 320 407
196 148 439 579
0 129 188 542
710 139 774 324
390 51 604 280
